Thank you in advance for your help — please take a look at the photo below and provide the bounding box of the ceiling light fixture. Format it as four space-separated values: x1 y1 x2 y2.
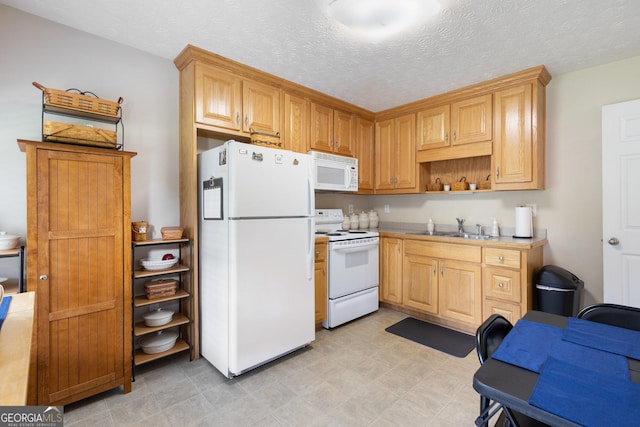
323 0 442 41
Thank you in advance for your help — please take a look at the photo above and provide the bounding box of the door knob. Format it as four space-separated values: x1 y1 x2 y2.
608 237 620 246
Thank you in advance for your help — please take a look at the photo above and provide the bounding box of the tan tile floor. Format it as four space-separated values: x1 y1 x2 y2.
63 308 484 426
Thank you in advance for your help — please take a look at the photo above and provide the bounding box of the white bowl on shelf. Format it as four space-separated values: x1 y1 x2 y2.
140 331 178 354
143 309 174 327
140 258 178 271
0 232 19 250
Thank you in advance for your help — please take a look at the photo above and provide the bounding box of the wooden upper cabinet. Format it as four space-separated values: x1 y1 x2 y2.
374 114 417 193
243 79 280 134
333 109 354 156
417 105 450 150
310 102 354 156
283 92 309 153
194 62 280 135
355 117 375 193
417 94 492 152
195 63 242 131
493 83 544 190
310 102 333 153
451 94 492 145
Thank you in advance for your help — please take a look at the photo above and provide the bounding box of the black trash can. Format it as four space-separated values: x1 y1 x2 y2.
534 265 584 316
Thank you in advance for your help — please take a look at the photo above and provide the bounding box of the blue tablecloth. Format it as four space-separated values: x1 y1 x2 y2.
490 317 640 426
563 316 640 360
491 319 562 373
530 357 640 427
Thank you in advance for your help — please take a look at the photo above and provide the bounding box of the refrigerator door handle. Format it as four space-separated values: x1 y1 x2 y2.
307 175 314 216
307 218 314 280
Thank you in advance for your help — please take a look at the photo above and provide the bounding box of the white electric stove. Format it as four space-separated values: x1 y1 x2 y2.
315 209 379 328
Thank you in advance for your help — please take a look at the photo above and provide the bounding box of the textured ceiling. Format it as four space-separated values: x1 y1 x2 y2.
3 0 640 112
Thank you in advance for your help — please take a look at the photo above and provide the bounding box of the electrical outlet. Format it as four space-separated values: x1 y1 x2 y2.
526 204 537 217
348 204 354 214
384 204 390 213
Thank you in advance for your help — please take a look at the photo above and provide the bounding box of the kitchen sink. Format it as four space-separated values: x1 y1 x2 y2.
448 233 495 240
408 231 454 236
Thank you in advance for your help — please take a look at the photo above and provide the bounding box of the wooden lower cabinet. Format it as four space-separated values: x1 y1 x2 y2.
380 234 545 332
403 240 482 327
402 253 438 313
439 260 482 325
20 140 135 405
314 240 328 327
379 237 403 304
482 246 543 323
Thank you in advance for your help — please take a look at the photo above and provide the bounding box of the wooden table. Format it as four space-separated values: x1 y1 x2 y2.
0 292 35 405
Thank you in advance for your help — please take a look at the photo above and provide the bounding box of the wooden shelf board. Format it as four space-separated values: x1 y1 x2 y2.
134 339 189 366
133 265 189 279
134 313 190 337
134 289 189 307
133 238 190 247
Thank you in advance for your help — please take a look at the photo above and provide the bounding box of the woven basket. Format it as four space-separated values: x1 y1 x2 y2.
145 279 177 300
427 177 444 192
132 221 149 242
479 175 492 190
33 81 122 118
250 128 283 149
161 226 183 240
451 176 470 191
44 121 117 148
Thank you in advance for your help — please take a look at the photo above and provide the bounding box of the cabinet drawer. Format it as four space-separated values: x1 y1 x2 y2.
404 240 481 263
483 299 522 324
483 248 521 268
483 267 521 303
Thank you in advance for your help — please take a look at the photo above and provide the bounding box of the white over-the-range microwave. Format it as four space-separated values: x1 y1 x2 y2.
309 151 358 192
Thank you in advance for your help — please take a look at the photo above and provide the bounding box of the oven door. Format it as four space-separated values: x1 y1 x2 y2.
328 237 379 299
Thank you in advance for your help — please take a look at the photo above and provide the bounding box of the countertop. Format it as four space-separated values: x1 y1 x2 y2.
0 291 35 405
377 223 547 250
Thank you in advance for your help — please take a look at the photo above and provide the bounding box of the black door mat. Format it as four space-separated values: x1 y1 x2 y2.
385 317 476 358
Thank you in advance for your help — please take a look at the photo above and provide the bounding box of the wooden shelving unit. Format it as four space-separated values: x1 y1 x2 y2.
131 238 193 378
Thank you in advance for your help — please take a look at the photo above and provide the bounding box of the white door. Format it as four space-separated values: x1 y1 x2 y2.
602 99 640 307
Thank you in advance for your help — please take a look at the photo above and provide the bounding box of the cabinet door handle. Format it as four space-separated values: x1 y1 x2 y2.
245 114 249 127
433 265 436 275
440 265 444 276
236 112 240 126
445 133 449 143
453 131 457 142
496 167 500 178
498 282 504 288
397 243 401 253
39 275 48 280
498 256 504 262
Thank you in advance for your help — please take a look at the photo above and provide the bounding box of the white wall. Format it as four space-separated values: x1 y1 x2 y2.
3 5 640 308
318 55 640 308
0 5 179 286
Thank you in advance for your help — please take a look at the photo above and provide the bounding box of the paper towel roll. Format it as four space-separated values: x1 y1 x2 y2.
514 207 533 238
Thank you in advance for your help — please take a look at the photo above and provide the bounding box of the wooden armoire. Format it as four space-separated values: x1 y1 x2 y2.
19 140 136 405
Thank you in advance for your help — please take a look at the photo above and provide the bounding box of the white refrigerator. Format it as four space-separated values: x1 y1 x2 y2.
198 140 315 378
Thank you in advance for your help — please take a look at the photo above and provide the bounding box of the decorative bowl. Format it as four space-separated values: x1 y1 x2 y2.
140 331 178 354
140 258 178 271
143 309 174 327
0 232 19 250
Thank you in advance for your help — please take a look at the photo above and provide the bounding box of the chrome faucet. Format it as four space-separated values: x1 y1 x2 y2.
476 224 483 236
456 217 465 233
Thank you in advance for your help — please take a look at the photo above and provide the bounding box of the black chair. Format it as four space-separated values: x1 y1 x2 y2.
577 303 640 331
475 314 549 427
